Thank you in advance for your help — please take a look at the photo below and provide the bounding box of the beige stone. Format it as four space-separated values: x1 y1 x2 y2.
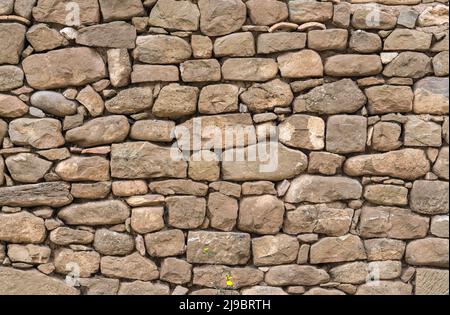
358 206 429 239
344 149 430 180
58 200 130 226
433 147 449 180
131 207 164 234
101 252 159 281
222 58 278 81
54 249 100 277
288 0 333 23
153 84 198 118
431 215 449 238
160 258 192 285
247 0 288 25
356 281 412 295
308 29 348 51
50 227 94 246
133 35 191 64
0 212 45 244
308 152 345 175
145 229 185 257
406 238 449 268
130 120 175 142
351 7 397 30
415 268 449 295
0 182 72 207
349 30 382 53
383 52 432 79
9 118 65 149
131 65 179 83
106 87 153 115
265 265 330 286
404 116 442 147
186 231 251 265
167 196 206 229
23 48 106 89
366 85 413 114
107 49 132 87
99 0 144 22
384 29 432 51
214 32 255 57
410 180 449 215
26 23 67 52
198 84 238 114
93 229 134 256
238 195 284 235
5 153 52 183
326 115 367 154
180 59 221 82
252 234 299 266
149 179 208 196
413 77 449 114
257 32 306 54
118 281 170 295
149 0 199 31
371 122 402 152
76 22 136 49
310 235 367 264
207 192 238 232
241 79 293 113
325 54 382 77
0 23 26 64
198 0 246 36
278 50 323 79
55 156 109 182
71 182 111 199
30 91 77 117
364 238 406 261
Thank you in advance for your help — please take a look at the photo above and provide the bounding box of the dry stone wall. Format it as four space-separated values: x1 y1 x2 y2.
0 0 449 295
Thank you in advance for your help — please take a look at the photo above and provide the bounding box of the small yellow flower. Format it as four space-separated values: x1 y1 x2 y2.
225 275 233 287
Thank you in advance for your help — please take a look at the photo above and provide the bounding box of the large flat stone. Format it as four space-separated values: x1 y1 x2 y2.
0 182 72 207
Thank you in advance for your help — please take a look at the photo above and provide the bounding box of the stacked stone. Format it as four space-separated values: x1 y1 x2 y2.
0 0 449 295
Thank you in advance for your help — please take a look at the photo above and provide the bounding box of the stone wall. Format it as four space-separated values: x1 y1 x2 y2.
0 0 448 295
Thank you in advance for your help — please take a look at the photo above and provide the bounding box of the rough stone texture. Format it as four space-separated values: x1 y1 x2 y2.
0 0 447 296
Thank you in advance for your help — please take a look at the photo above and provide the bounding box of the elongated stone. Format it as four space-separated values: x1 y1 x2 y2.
0 182 72 207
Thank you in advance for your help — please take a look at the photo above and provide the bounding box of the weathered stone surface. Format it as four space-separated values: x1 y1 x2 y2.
366 85 414 114
405 238 449 268
5 153 52 183
94 229 134 256
252 234 299 266
247 0 287 25
285 175 362 203
101 252 159 281
0 94 28 118
0 267 79 295
55 156 109 182
278 115 324 150
76 85 104 117
222 143 308 181
384 29 432 51
359 206 429 239
0 23 26 65
191 35 213 58
222 58 278 82
0 182 72 207
131 64 179 83
214 32 255 57
242 286 287 295
364 238 406 261
153 84 198 118
278 50 323 79
176 113 255 151
66 116 130 147
237 195 285 235
310 235 367 264
50 227 94 246
9 118 65 149
108 49 132 87
413 77 449 115
240 79 293 113
257 32 306 54
383 52 432 79
433 51 449 77
76 22 136 48
415 268 449 295
167 196 206 229
265 265 330 286
193 265 263 289
149 0 199 31
105 87 153 115
54 249 100 277
30 91 77 117
0 66 24 91
207 192 238 231
130 120 175 142
111 142 187 179
294 79 366 114
330 262 368 284
284 204 353 236
133 35 191 64
33 0 100 25
150 179 208 196
308 152 345 175
344 149 430 180
404 116 442 147
288 0 333 23
160 258 192 285
187 231 251 265
351 6 397 30
308 29 348 51
418 4 449 27
356 281 412 295
326 115 367 154
349 30 381 53
180 59 221 82
198 0 246 36
118 281 170 295
431 215 449 238
79 278 120 295
145 229 185 257
0 212 45 244
130 207 164 234
364 185 408 206
7 244 50 264
433 147 449 180
58 200 130 226
410 180 449 215
26 23 68 52
72 181 112 199
325 54 382 77
23 48 106 89
198 84 238 114
99 0 144 22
